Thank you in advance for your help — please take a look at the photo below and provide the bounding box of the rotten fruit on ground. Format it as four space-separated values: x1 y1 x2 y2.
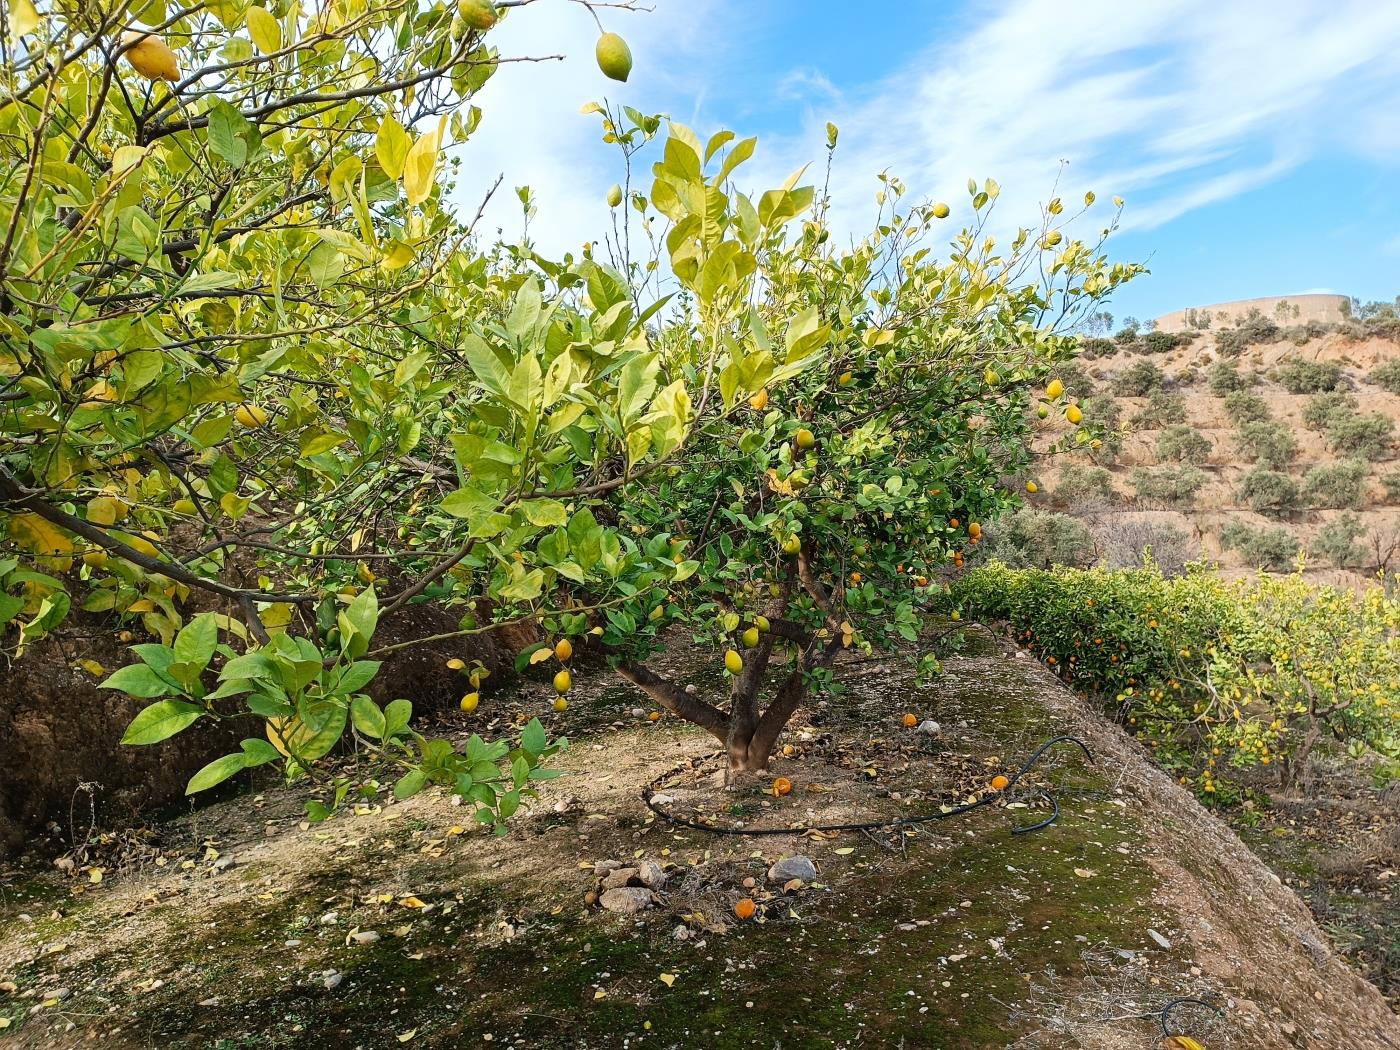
595 31 632 82
990 774 1010 791
647 711 660 722
734 897 756 920
772 777 792 797
901 713 918 728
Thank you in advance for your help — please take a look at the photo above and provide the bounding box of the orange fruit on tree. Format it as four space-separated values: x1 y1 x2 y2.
734 897 756 920
990 774 1010 791
901 713 918 728
772 777 793 797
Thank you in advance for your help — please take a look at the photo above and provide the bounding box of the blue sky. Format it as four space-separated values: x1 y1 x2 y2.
458 0 1400 325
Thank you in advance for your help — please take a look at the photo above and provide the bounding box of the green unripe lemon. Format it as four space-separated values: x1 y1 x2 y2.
782 535 801 555
458 0 498 30
754 615 770 632
595 32 632 82
607 183 623 208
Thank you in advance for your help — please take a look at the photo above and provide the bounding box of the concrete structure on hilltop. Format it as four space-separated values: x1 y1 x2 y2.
1154 293 1349 333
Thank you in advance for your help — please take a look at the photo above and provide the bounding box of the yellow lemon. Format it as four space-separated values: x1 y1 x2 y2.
553 697 568 713
607 183 623 208
742 627 760 648
595 32 632 82
1046 378 1064 399
754 615 770 632
1026 480 1038 493
795 428 815 450
724 650 743 674
122 31 181 82
782 535 801 555
838 371 853 386
235 404 269 428
458 0 498 30
460 692 480 712
553 669 572 694
931 202 950 219
1066 404 1083 425
749 388 769 411
554 639 573 662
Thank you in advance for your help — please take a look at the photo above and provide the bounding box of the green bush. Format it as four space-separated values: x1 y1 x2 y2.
1220 521 1300 570
1302 390 1357 431
1223 390 1271 425
1325 412 1394 460
1208 361 1251 396
1131 392 1187 428
948 562 1400 792
1314 512 1367 569
1214 311 1280 357
1079 336 1117 358
1275 357 1343 394
1142 330 1191 354
1113 359 1164 397
1300 460 1369 509
1237 468 1299 515
1055 464 1115 504
1131 466 1208 508
1052 361 1098 400
1234 420 1295 471
1156 425 1212 464
1369 359 1400 393
984 510 1096 569
1381 471 1400 503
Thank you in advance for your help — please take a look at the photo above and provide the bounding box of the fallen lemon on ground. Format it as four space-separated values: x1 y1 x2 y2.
772 777 792 797
902 713 918 728
553 697 568 713
460 692 479 712
990 774 1010 791
734 897 756 920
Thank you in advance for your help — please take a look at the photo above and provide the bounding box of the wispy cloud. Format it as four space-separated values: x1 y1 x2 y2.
448 0 1400 260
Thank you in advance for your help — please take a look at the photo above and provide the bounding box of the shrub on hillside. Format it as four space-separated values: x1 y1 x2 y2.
1054 464 1116 505
1156 425 1212 464
1281 321 1334 344
1220 521 1300 570
1314 512 1367 569
1142 330 1192 354
1131 466 1208 508
1275 357 1343 394
1234 420 1296 471
1369 359 1400 394
1097 517 1197 577
1381 471 1400 504
984 510 1096 569
1223 390 1271 425
1051 361 1098 400
1300 460 1369 509
1214 311 1280 357
1113 359 1163 397
1208 361 1252 396
1131 392 1188 429
1325 411 1394 460
1302 390 1357 431
1238 468 1300 515
1079 336 1117 358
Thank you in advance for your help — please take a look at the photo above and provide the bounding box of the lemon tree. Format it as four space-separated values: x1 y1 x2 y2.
564 116 1141 772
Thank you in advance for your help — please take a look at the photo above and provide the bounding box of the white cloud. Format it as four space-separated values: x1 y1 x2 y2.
447 0 1400 258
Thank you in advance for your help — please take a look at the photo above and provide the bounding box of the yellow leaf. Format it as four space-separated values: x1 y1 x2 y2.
403 119 444 206
88 867 104 884
376 113 411 180
832 847 855 856
658 972 676 987
86 495 128 525
0 1015 11 1028
1073 867 1097 878
9 0 39 39
399 896 425 909
8 513 74 557
529 647 553 666
246 6 281 53
77 659 106 676
396 1031 417 1043
593 989 607 1000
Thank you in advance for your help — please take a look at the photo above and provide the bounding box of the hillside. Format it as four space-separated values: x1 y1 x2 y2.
1017 309 1400 586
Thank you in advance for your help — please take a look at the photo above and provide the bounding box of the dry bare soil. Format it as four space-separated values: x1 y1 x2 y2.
2 633 1396 1049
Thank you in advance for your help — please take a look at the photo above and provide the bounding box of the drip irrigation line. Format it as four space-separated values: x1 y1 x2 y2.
641 734 1094 838
1159 996 1223 1039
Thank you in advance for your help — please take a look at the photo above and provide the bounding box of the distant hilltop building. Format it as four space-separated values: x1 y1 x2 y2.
1154 293 1350 333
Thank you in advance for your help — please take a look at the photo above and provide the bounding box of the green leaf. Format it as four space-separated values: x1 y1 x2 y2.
383 698 412 739
376 113 411 180
173 613 219 671
350 695 386 739
207 102 253 167
239 737 282 766
121 699 203 745
100 663 173 698
8 0 40 37
521 499 568 527
394 769 427 800
186 752 249 795
521 717 547 757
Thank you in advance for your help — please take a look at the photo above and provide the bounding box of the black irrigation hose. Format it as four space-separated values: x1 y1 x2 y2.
641 734 1094 838
1159 996 1224 1039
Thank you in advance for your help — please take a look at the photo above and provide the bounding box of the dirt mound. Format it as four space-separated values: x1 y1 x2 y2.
1 635 1394 1047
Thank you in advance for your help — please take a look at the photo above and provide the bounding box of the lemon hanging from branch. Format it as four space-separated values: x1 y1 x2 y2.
595 32 632 82
121 30 181 82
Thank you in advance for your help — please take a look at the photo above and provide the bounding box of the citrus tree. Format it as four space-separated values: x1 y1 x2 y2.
553 115 1143 773
0 0 666 818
